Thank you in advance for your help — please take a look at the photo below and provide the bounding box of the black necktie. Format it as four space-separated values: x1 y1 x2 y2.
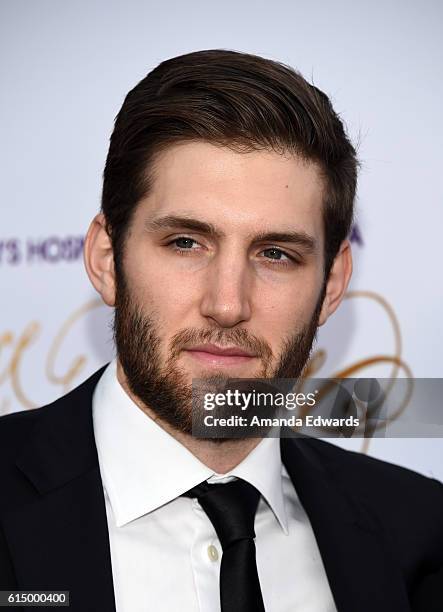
182 478 266 612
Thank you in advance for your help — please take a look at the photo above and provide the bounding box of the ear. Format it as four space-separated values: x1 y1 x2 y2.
83 213 116 307
318 239 353 326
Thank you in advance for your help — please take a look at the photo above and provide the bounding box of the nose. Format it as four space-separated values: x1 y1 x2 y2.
199 248 252 328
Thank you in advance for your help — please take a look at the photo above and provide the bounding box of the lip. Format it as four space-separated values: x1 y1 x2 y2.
185 344 256 357
184 344 257 366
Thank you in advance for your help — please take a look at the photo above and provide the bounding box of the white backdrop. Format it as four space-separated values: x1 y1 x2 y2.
1 1 442 478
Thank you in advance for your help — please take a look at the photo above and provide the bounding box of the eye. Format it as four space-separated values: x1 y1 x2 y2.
260 247 294 265
166 236 203 254
173 237 197 249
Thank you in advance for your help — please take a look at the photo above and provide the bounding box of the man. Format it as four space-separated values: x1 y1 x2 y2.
0 49 442 612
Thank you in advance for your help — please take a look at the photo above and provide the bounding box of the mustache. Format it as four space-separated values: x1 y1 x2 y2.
168 327 274 362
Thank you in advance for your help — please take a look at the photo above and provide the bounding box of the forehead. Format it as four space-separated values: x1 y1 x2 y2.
137 141 325 243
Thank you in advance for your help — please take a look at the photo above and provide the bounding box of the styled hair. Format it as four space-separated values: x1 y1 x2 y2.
101 49 358 278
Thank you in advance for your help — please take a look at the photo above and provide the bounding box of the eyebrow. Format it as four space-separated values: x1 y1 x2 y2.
145 214 317 253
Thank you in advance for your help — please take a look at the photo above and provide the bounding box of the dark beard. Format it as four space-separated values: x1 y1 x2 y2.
113 269 325 439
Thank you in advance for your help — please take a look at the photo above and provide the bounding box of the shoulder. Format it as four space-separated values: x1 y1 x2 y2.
304 437 443 541
0 365 108 516
0 404 52 459
305 436 443 499
0 365 108 463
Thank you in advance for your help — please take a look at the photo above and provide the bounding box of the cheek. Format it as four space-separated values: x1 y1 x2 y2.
254 283 322 357
256 273 322 327
124 248 198 323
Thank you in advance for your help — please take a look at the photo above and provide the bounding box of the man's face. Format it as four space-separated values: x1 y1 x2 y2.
110 141 329 434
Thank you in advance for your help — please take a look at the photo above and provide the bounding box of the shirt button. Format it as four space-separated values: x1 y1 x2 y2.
207 544 219 562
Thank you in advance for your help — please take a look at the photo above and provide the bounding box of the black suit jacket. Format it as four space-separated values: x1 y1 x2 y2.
0 365 442 611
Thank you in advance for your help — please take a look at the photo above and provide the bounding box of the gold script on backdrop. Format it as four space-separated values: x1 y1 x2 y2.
0 299 103 412
0 291 412 454
303 290 413 453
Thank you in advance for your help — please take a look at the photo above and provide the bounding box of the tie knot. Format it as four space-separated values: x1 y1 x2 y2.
182 479 261 550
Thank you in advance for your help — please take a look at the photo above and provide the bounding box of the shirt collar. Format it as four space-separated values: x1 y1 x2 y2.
92 359 288 533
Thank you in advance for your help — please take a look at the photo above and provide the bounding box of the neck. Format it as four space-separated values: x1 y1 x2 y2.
116 360 261 473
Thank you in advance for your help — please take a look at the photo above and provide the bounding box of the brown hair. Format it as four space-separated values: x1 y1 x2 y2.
101 49 358 278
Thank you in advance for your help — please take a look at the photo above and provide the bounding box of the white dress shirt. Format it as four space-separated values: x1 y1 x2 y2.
92 360 337 612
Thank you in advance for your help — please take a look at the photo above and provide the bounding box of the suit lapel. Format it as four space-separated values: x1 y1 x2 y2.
2 367 116 612
281 435 411 612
